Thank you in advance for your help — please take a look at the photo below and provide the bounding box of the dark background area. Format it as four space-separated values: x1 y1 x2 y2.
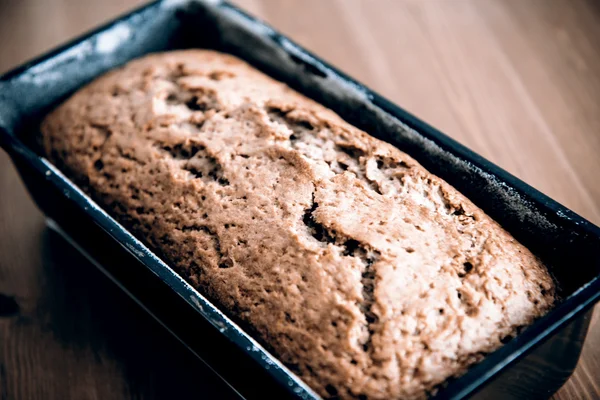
0 0 598 399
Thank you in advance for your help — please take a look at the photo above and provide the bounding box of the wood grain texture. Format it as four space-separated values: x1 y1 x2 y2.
0 0 598 399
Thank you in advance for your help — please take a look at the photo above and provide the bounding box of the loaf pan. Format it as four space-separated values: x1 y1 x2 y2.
1 1 599 399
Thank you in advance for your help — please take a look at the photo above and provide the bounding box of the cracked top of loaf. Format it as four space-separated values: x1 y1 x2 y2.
41 50 555 400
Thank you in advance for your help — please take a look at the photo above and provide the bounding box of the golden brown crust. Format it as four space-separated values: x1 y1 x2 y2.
41 50 555 399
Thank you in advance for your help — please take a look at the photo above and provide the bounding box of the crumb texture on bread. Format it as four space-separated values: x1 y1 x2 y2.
41 50 555 399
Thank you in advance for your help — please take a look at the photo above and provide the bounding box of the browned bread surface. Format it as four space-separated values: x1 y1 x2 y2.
41 50 555 399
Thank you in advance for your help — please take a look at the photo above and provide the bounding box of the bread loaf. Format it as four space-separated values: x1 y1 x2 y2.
41 50 555 399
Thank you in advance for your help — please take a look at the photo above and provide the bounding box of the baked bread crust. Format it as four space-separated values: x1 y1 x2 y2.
42 50 555 399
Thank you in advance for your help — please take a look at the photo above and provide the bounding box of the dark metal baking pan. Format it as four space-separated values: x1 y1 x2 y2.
1 1 599 399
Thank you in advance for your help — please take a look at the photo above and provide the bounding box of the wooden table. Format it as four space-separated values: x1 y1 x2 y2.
1 0 598 398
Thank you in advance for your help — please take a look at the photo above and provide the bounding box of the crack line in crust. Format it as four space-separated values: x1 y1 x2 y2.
302 192 380 354
155 140 230 186
267 106 396 196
